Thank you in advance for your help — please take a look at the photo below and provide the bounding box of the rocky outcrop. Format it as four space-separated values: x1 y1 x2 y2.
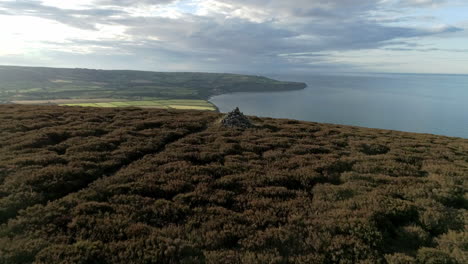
221 107 252 129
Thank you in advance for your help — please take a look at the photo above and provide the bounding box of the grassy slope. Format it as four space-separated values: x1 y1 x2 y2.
0 105 466 264
0 66 307 102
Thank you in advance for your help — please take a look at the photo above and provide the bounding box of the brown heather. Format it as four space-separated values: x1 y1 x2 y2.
0 105 466 264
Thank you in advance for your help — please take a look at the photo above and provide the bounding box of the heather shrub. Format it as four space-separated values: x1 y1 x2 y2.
0 105 466 263
416 248 457 264
358 143 390 155
435 231 468 264
0 238 48 264
385 253 416 264
35 241 105 264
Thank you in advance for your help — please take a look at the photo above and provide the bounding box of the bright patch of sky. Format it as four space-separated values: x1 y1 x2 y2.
0 0 467 74
41 0 95 9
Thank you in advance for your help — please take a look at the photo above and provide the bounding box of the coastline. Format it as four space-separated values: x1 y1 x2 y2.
208 82 308 113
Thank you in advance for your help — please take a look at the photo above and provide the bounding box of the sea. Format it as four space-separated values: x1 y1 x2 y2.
210 73 468 138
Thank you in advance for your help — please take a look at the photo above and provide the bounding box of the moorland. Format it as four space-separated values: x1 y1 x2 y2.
0 66 306 111
0 105 466 263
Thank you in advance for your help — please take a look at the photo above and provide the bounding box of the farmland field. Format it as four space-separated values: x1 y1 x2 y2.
60 99 217 111
0 66 306 105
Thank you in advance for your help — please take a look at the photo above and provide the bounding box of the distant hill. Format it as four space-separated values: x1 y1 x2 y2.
0 105 466 263
0 66 306 102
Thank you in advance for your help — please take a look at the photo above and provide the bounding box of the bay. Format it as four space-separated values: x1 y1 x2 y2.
210 73 468 138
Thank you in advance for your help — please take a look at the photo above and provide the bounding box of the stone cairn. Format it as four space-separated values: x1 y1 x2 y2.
221 107 253 128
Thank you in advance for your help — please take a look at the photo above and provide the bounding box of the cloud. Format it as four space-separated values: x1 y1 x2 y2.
0 0 466 73
0 0 125 30
399 0 447 7
198 0 388 20
94 0 177 6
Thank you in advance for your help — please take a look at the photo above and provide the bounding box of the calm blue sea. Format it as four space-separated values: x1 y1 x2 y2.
210 73 468 138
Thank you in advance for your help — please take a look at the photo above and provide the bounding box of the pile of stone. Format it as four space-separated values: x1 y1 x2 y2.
221 107 253 129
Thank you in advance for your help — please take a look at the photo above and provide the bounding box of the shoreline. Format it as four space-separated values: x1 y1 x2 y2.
207 83 308 114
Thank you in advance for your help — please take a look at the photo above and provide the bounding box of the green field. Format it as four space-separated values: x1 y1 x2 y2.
0 66 307 104
60 99 217 111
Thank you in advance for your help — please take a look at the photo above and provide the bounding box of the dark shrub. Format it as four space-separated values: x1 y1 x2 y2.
359 143 390 155
416 248 457 264
35 241 105 264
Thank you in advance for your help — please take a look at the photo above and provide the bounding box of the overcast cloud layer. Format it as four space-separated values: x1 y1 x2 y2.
0 0 467 73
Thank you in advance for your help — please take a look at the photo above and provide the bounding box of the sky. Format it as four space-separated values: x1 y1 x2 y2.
0 0 467 74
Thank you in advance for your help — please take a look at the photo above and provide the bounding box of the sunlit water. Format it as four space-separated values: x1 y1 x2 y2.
210 73 468 138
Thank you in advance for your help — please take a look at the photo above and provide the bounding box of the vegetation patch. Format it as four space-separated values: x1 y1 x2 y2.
0 105 466 263
359 143 391 155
